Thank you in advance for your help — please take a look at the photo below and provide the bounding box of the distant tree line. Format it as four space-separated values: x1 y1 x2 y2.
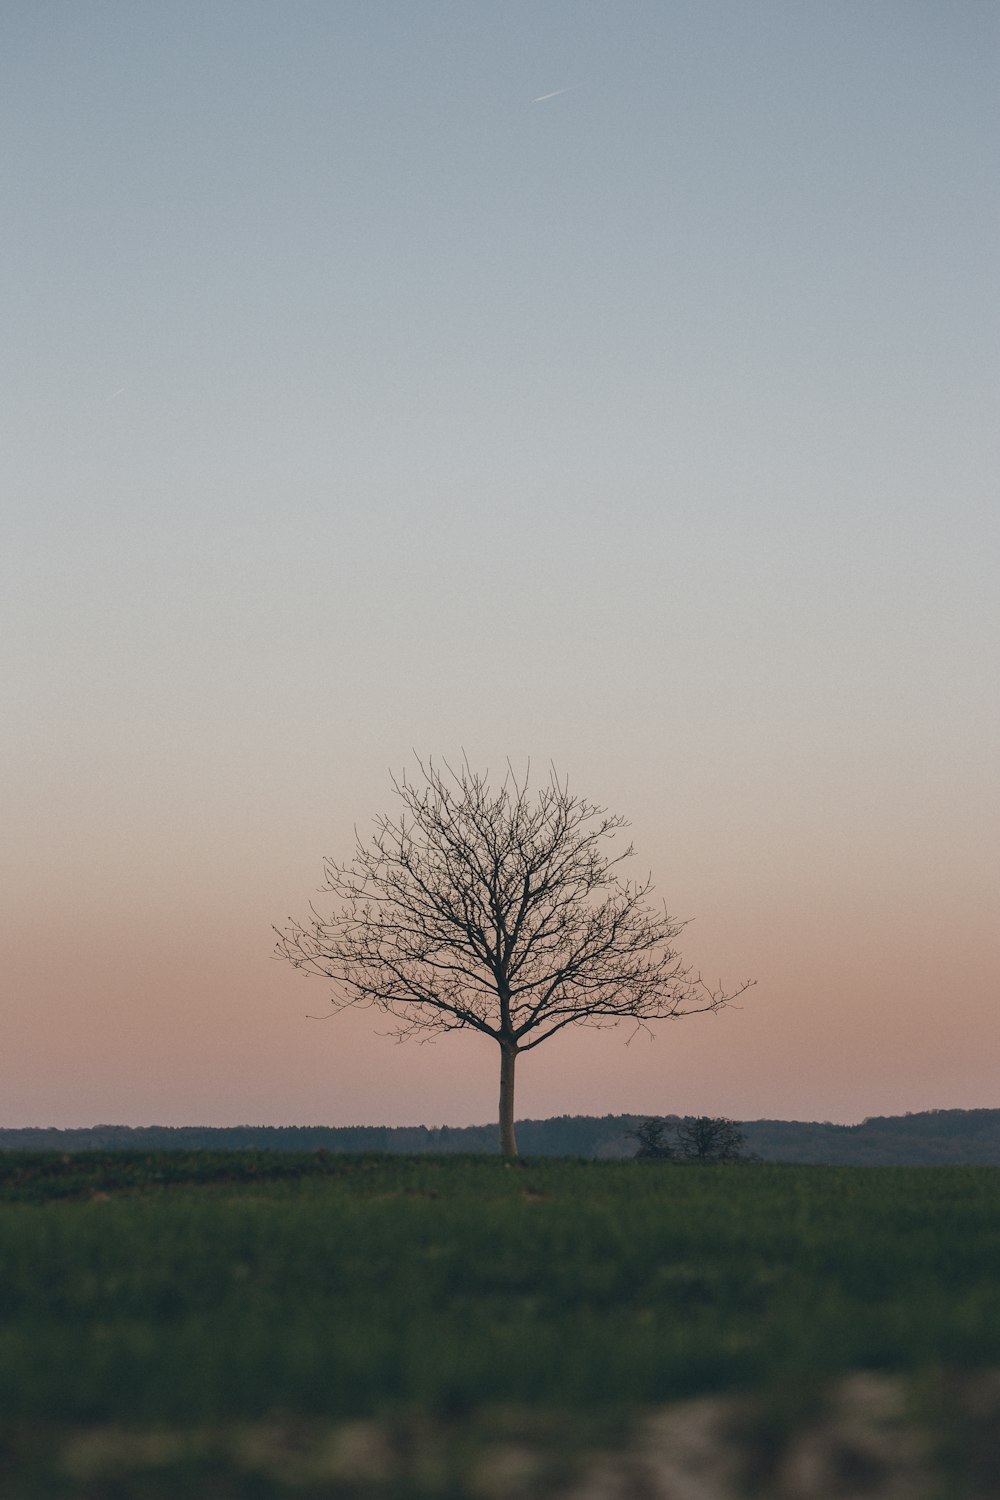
0 1119 630 1158
3 1110 1000 1163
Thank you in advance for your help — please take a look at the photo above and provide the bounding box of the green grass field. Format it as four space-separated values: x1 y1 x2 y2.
1 1152 998 1496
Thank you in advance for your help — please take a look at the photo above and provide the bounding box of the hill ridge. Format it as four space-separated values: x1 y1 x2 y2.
2 1108 999 1164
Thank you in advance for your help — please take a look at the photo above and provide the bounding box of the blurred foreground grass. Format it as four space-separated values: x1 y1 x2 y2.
0 1152 998 1495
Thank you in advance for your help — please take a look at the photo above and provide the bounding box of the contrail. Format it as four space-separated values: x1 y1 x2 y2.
532 86 580 103
106 388 126 401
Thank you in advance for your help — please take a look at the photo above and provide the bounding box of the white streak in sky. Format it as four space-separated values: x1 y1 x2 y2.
106 388 126 401
531 86 580 103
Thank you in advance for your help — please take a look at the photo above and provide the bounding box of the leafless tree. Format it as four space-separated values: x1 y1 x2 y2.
628 1117 677 1160
675 1116 751 1162
275 759 753 1156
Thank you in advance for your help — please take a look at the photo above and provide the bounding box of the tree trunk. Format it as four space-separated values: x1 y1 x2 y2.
498 1043 519 1157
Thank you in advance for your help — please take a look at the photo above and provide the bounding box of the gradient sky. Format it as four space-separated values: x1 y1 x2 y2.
3 1 997 1129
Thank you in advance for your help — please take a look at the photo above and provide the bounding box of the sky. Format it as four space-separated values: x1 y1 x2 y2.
2 1 997 1130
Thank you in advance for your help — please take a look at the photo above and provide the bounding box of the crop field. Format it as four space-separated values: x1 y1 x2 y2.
1 1152 998 1497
